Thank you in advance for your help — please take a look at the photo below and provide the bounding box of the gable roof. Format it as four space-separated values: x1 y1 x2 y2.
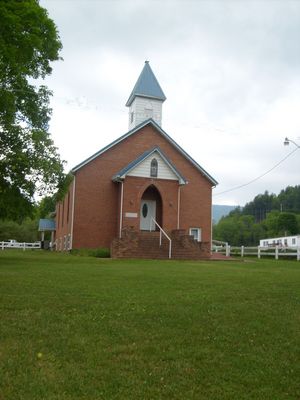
112 147 187 185
71 118 218 186
125 61 166 107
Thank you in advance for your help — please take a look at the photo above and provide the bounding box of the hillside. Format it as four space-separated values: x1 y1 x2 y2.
212 205 237 223
213 186 300 246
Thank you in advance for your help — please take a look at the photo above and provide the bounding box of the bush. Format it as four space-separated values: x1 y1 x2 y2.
70 248 110 258
93 248 110 258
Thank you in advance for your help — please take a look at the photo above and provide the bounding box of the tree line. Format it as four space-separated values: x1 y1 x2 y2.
213 186 300 246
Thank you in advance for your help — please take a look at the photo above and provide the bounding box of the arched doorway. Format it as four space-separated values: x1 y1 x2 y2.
140 185 162 231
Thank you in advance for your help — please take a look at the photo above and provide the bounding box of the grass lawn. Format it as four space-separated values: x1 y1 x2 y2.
0 251 299 399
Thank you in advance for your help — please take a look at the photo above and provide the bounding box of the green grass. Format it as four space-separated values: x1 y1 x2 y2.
0 251 300 399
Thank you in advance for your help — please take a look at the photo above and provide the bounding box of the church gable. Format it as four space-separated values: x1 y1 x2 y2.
72 118 217 186
128 151 177 180
112 147 186 184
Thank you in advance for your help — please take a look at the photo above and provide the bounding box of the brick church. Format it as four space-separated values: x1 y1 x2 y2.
54 62 218 259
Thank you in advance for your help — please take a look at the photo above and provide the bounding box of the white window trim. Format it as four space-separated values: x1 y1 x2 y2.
189 227 202 242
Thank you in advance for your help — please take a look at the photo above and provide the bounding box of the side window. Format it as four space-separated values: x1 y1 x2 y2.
150 158 158 177
189 228 202 242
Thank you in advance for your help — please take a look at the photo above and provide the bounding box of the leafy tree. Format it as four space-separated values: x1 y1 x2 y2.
0 0 64 220
214 214 264 246
277 212 298 235
213 215 241 246
297 214 300 233
262 211 280 238
243 191 279 222
37 195 56 218
278 186 300 213
0 218 39 242
36 172 74 217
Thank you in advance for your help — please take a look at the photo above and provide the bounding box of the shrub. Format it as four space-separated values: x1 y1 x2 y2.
93 248 110 258
70 248 110 258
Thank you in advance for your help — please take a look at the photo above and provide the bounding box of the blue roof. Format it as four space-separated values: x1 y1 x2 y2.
38 219 56 231
112 147 187 185
125 61 166 106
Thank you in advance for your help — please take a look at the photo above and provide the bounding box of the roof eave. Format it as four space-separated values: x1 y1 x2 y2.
125 93 167 107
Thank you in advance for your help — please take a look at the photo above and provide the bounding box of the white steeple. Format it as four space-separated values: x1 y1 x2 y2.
126 61 166 130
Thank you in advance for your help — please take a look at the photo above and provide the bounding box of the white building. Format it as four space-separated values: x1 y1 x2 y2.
260 235 300 248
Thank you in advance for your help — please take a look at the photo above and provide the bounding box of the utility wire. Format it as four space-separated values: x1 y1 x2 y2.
213 147 299 197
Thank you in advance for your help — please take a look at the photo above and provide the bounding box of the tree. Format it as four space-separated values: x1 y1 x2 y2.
262 211 280 238
213 215 241 245
278 186 300 213
277 212 298 236
0 218 39 242
243 191 279 222
0 0 64 220
36 195 56 219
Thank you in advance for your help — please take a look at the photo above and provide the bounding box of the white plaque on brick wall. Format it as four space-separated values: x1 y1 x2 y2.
125 212 138 218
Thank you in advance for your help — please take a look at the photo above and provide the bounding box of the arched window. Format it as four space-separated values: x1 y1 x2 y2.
150 158 158 177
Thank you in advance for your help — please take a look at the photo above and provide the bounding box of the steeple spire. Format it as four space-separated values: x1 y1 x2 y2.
126 62 166 129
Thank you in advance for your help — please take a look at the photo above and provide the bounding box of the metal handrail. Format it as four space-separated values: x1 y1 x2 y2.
150 218 172 259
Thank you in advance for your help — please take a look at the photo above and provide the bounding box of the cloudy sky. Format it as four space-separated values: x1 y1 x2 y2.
40 0 300 206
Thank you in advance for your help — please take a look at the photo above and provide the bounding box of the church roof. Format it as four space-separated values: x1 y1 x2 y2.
112 146 187 185
125 61 166 107
72 119 218 186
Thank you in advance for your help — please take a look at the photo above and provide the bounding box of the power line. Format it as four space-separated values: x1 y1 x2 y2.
213 147 299 197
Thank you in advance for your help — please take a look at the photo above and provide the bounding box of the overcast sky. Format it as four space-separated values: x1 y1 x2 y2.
40 0 300 206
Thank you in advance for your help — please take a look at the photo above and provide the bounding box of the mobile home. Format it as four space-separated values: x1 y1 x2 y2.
260 235 300 248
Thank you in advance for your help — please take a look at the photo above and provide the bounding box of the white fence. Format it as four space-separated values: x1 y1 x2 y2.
1 241 41 251
213 245 300 261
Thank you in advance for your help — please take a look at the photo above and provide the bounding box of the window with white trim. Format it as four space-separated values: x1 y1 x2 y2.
189 228 202 242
